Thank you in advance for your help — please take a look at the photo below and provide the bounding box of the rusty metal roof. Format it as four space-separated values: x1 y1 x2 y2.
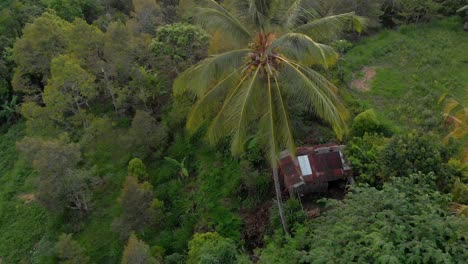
279 144 351 193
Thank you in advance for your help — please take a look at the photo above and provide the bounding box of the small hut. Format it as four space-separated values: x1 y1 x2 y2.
279 144 352 195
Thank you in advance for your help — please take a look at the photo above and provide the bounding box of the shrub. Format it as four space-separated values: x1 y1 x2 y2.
258 173 467 263
381 132 448 177
345 133 390 186
128 158 149 181
151 23 209 76
16 136 93 214
381 0 444 26
187 232 237 264
239 160 270 199
121 233 158 264
129 110 168 158
55 234 90 264
164 253 185 264
451 178 468 204
112 176 163 239
350 109 392 137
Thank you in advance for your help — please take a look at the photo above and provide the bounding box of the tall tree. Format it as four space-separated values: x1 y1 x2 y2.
55 233 90 264
121 233 158 264
12 12 70 99
175 0 364 233
16 136 92 214
112 176 163 239
43 55 97 128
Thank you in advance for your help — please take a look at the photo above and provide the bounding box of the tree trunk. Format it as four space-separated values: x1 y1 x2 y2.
272 165 289 235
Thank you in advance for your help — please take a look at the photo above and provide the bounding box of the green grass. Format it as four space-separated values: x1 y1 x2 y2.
343 17 468 134
0 123 48 263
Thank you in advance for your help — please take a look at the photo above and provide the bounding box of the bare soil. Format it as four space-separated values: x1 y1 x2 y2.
351 66 377 91
299 180 348 218
17 193 36 204
241 201 272 251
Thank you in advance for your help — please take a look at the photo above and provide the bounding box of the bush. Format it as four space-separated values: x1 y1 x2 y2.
128 158 149 181
187 232 238 264
151 23 209 76
112 176 163 239
121 233 158 264
381 0 446 26
129 110 168 158
350 109 393 137
381 132 449 177
451 178 468 204
239 160 270 200
258 173 467 263
345 133 390 186
55 233 90 264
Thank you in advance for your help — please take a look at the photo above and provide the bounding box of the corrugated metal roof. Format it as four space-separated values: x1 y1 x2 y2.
279 144 352 194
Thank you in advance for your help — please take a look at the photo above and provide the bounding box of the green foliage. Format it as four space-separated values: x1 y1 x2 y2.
239 159 270 201
382 132 449 177
1 2 466 264
187 232 237 264
0 123 48 263
345 133 389 186
121 233 159 264
164 156 189 179
259 173 467 263
12 12 70 96
16 136 94 214
113 176 162 239
315 0 385 28
0 94 18 124
283 198 308 229
47 0 92 21
350 109 393 137
128 0 163 35
451 177 468 204
379 0 462 27
343 17 467 133
331 39 353 54
128 158 149 181
151 23 209 76
55 233 90 264
129 110 169 158
43 54 97 128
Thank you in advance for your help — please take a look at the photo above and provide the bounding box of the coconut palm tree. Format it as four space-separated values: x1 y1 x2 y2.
175 0 365 234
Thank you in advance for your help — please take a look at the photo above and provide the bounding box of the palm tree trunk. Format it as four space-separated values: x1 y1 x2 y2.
272 165 289 235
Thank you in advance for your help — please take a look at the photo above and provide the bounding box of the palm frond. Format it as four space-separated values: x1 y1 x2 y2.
265 75 279 165
230 66 263 155
278 57 349 139
269 33 338 68
449 203 468 217
294 12 366 42
283 0 305 29
206 69 255 145
443 98 461 116
186 68 241 133
193 0 252 48
457 5 468 13
272 74 296 157
174 49 250 97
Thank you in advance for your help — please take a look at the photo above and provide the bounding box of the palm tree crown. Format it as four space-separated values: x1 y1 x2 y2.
176 0 365 234
176 0 364 165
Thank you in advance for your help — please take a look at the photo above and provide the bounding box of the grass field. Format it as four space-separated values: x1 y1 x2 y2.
0 123 48 263
343 17 467 134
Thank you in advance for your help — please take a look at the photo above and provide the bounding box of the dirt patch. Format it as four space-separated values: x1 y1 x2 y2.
299 180 348 218
18 193 36 204
240 201 272 252
351 66 377 91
